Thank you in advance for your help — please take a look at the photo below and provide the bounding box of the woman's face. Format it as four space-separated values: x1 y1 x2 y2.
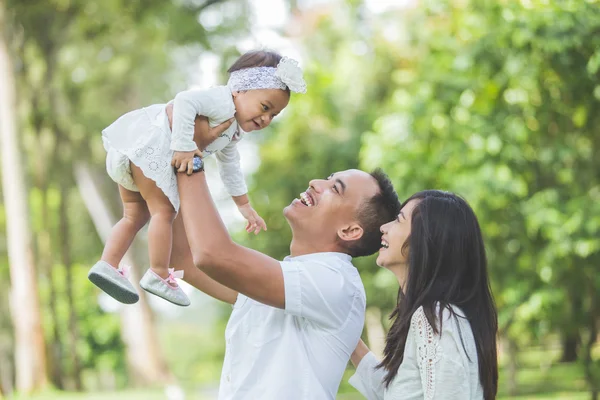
377 199 419 269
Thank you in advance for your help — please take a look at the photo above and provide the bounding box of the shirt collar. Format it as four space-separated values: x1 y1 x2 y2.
283 252 352 263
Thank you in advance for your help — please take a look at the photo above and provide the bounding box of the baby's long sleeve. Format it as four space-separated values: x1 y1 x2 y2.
216 141 248 197
170 87 235 152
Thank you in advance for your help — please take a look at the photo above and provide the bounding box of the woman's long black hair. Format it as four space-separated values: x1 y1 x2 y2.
379 190 498 400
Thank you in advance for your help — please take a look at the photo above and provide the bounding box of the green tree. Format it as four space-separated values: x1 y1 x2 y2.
359 0 600 397
242 0 600 397
2 0 251 393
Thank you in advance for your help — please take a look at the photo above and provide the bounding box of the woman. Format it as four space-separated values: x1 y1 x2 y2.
350 190 498 400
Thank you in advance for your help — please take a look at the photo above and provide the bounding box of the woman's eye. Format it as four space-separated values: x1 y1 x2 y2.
333 185 339 193
262 104 269 111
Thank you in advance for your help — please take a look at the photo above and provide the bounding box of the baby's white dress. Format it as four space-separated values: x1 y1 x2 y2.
102 86 247 212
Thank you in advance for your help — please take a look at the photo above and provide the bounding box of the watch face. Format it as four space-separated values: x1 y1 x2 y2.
192 155 204 172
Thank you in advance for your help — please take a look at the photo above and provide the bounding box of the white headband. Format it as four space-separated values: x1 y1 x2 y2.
227 56 307 94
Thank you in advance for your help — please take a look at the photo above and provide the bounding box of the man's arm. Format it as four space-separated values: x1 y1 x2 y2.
170 213 238 304
176 171 285 309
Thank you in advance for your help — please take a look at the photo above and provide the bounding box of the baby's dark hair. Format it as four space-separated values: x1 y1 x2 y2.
227 50 283 72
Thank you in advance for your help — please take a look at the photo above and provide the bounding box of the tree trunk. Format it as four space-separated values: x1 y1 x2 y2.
560 333 579 363
59 182 84 391
562 288 583 363
583 283 599 400
0 1 48 392
73 163 172 385
39 188 65 390
506 336 518 396
0 345 11 398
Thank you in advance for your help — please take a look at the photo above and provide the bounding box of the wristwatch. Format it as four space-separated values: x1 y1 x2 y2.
192 155 204 173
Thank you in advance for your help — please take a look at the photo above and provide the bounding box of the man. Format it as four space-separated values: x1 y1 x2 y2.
172 135 400 399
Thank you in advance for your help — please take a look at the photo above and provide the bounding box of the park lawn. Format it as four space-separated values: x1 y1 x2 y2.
12 347 592 400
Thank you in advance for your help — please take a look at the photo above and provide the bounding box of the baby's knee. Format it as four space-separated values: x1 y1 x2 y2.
123 204 150 230
152 207 177 225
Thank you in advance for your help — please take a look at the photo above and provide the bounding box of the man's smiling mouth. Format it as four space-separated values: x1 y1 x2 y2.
299 192 314 207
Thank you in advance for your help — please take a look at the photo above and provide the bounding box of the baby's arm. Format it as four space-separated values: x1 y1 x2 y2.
216 143 267 234
232 194 267 234
170 88 232 174
166 103 233 152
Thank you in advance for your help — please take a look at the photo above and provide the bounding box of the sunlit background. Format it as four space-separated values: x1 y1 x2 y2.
1 0 599 399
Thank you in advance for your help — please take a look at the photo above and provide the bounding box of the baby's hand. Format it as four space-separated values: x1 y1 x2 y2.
171 149 203 175
237 203 267 235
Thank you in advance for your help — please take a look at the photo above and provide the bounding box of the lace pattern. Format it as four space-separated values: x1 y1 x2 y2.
413 307 442 400
227 57 307 94
102 104 244 210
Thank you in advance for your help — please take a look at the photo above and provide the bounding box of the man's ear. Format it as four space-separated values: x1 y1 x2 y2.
337 223 364 242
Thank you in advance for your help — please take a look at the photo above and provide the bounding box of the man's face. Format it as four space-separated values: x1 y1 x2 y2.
283 169 380 247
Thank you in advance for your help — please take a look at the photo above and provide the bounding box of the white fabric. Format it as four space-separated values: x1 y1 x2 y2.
102 86 247 211
218 252 366 400
349 305 483 400
227 56 307 94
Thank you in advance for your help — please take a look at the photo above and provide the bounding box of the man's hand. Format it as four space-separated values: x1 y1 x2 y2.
166 103 235 151
171 150 203 175
237 203 267 235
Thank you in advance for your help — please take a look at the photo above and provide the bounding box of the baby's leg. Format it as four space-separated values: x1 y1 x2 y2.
130 162 177 280
102 186 150 268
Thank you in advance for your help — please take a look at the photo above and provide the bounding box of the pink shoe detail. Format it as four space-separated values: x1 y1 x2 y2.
118 265 131 278
167 268 184 285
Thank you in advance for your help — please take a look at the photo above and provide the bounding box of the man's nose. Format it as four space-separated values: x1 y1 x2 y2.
308 179 325 193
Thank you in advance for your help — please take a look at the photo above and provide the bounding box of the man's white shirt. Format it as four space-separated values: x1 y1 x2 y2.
218 252 366 400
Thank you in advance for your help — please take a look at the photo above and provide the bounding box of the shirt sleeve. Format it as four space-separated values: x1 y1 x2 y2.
348 352 386 400
170 87 233 152
215 141 248 197
280 259 357 330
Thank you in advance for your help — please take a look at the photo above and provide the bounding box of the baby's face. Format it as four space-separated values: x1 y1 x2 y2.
232 89 290 132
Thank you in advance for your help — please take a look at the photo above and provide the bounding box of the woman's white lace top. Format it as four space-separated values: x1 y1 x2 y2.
349 305 483 400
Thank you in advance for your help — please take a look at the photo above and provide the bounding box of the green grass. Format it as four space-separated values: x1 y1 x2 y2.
10 347 594 400
12 389 213 400
12 389 175 400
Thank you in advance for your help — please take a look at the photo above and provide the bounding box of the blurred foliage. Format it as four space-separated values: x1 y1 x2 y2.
1 0 600 397
1 0 251 393
242 0 600 396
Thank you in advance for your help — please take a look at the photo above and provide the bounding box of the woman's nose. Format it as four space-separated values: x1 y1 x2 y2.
380 221 391 233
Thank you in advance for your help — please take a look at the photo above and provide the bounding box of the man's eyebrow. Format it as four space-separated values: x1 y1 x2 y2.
336 178 346 194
